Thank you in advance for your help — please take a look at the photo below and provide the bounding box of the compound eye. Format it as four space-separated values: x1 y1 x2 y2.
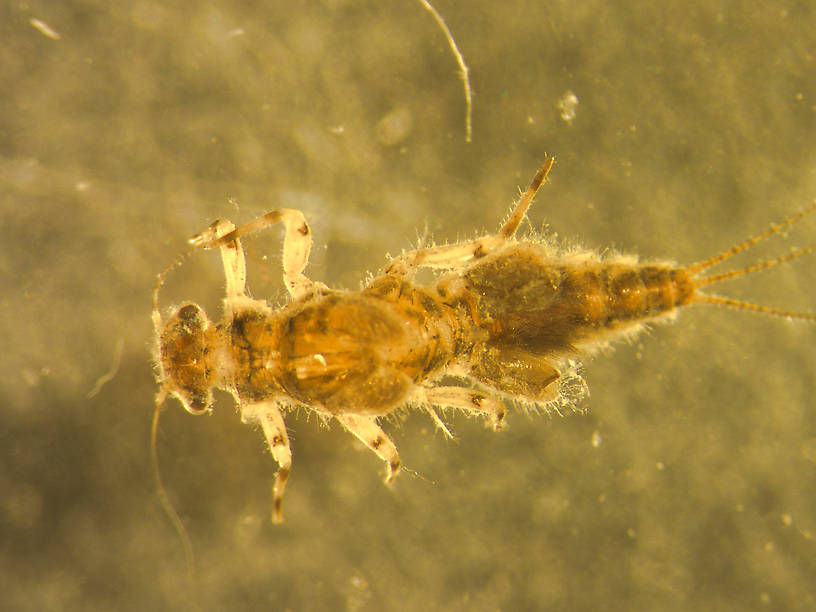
184 391 211 415
177 304 204 330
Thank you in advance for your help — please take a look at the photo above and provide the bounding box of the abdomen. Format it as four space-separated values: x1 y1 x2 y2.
461 244 695 356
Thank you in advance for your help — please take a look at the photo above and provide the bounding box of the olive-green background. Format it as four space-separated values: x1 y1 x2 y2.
3 1 815 610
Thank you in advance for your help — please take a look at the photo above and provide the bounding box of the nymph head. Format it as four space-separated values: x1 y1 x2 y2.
155 303 215 415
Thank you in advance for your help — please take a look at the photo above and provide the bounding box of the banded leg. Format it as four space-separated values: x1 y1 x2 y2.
194 209 319 300
190 219 247 302
470 346 561 404
335 414 402 484
423 386 507 431
241 400 292 523
385 157 554 275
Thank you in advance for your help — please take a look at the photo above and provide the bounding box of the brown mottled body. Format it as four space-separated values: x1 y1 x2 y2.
158 249 699 429
452 245 697 354
153 157 815 528
431 244 699 402
230 284 459 415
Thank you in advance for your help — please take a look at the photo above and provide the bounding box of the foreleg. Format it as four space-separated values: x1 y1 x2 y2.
193 208 322 300
190 218 247 302
241 400 292 524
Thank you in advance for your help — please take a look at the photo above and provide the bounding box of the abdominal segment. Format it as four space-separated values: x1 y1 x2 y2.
461 244 693 356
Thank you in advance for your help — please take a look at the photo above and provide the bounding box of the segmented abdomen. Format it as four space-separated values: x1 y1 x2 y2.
460 244 696 355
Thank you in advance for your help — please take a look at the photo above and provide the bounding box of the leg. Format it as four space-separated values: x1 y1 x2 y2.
384 157 554 275
190 219 246 302
470 346 561 404
192 209 319 300
497 156 554 240
241 400 292 523
335 414 402 484
422 385 507 431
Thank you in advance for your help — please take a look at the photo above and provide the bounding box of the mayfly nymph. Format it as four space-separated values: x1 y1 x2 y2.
152 157 815 525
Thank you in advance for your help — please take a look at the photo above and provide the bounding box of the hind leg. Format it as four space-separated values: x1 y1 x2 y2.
470 346 561 404
384 157 554 275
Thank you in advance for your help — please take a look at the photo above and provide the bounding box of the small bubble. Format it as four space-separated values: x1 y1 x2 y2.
375 107 413 146
557 90 579 124
781 514 792 526
591 430 602 447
